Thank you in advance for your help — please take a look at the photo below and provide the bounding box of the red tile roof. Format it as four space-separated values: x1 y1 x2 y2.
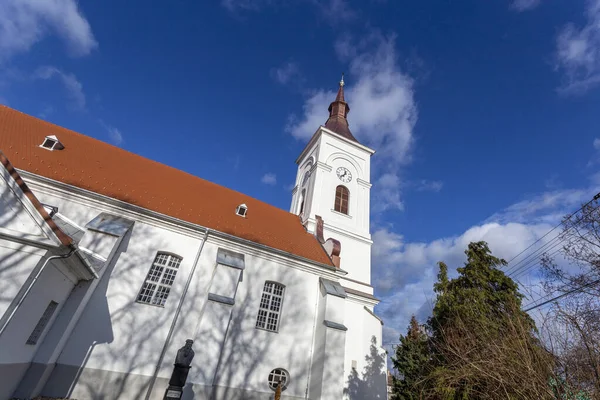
0 105 334 266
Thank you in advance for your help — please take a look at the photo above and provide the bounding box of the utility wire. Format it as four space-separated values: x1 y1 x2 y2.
506 209 590 276
504 192 600 271
509 210 600 279
523 277 600 312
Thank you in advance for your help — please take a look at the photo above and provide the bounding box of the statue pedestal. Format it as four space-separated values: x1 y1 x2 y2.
163 364 191 400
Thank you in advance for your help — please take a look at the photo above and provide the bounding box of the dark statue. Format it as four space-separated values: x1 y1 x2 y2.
164 339 195 399
175 339 195 366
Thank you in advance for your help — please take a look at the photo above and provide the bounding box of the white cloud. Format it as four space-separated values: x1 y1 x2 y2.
38 104 54 119
261 173 277 185
373 173 404 212
415 179 443 192
555 0 600 93
314 0 355 23
98 120 124 146
510 0 542 11
271 61 301 85
107 126 123 145
0 0 97 62
221 0 270 12
33 66 85 110
373 185 600 345
221 0 354 22
486 188 596 224
287 32 417 213
594 138 600 150
374 220 555 343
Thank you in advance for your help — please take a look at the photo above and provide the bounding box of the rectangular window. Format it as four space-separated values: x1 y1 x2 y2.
255 281 285 332
137 252 182 307
27 301 59 345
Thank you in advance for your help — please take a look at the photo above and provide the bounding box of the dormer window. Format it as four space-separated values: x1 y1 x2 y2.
236 204 248 217
39 135 64 151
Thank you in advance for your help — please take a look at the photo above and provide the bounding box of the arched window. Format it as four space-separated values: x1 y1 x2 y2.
256 281 285 332
298 189 306 216
334 185 349 215
137 252 182 306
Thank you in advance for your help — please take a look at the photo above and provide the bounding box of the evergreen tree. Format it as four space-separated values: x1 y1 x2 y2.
424 241 555 399
391 315 430 399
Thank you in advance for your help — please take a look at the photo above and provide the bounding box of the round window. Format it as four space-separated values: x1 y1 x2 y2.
268 368 290 391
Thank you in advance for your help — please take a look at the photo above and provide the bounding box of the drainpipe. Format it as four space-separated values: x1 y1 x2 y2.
0 247 77 338
305 281 320 398
145 229 210 400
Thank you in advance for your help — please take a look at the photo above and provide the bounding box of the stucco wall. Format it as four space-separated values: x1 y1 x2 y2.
0 252 76 399
4 179 386 400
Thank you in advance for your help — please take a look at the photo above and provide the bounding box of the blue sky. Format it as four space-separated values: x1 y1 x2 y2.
2 0 600 349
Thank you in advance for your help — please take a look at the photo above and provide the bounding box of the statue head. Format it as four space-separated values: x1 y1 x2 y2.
185 339 193 349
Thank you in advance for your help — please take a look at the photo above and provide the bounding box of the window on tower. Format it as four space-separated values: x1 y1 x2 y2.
334 185 349 215
298 189 306 216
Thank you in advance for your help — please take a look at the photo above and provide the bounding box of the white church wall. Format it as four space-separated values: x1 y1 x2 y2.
0 259 75 399
343 300 365 373
0 240 46 328
18 185 208 399
174 239 323 399
322 225 372 284
56 222 205 377
11 179 370 400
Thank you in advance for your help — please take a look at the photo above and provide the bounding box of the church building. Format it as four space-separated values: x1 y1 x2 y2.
0 78 387 399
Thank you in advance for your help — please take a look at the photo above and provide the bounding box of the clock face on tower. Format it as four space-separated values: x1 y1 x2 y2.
336 167 352 183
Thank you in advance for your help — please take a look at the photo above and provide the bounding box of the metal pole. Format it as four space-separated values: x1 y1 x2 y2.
145 229 210 400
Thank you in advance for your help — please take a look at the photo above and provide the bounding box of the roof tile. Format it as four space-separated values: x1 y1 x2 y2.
0 105 333 266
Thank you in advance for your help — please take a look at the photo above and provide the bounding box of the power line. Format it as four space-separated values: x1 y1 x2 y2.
523 277 600 312
507 234 564 277
508 210 600 280
506 202 599 277
504 192 600 270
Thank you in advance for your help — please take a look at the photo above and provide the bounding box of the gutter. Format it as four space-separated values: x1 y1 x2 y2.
144 229 210 400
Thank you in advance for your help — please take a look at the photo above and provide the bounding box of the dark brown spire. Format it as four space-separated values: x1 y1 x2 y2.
324 74 358 143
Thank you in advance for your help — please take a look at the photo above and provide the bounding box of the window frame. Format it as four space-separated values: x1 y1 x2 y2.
268 368 290 391
334 185 350 215
255 281 286 333
136 252 183 307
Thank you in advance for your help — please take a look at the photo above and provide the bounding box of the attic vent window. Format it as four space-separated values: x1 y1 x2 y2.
236 204 248 217
40 135 64 151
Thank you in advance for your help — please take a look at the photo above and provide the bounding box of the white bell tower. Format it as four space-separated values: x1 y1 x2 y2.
290 76 375 285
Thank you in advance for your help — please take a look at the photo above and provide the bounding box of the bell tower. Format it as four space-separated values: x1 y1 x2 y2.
290 76 375 284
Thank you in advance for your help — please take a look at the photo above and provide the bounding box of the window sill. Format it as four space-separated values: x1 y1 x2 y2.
330 209 352 219
135 300 165 308
255 326 279 334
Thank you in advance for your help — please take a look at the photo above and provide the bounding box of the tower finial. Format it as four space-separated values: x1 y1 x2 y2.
324 72 358 142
